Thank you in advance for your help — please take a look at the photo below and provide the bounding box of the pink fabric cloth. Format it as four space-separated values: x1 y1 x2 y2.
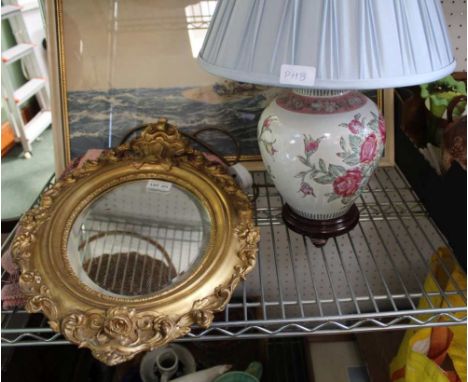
2 246 18 275
1 246 25 309
2 276 25 310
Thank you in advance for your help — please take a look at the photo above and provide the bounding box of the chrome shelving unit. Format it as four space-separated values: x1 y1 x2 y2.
1 167 466 347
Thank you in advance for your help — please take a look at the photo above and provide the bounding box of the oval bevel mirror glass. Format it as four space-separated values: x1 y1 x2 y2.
67 179 211 298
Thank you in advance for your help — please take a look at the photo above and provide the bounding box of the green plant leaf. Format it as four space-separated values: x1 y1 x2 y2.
319 159 327 173
314 175 335 184
340 137 346 151
294 171 309 178
421 75 466 100
343 154 360 166
309 168 320 178
297 155 308 165
349 135 362 153
328 164 346 177
327 193 341 202
367 114 379 132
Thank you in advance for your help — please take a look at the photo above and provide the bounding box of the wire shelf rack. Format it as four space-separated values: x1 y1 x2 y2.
1 167 466 347
74 219 204 297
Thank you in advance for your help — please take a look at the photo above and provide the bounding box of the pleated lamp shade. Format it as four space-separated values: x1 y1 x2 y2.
198 0 456 89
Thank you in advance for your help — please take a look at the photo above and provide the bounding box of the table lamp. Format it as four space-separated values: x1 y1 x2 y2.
198 0 455 246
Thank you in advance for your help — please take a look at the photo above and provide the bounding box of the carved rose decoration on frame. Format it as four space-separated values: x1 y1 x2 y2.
11 119 259 366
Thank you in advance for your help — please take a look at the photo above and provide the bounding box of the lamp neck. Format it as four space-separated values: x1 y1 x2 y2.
292 88 350 97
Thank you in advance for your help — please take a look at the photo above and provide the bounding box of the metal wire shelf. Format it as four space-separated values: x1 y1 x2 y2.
2 167 466 347
74 220 204 297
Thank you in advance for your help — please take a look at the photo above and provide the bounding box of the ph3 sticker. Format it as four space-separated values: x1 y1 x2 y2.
280 64 316 86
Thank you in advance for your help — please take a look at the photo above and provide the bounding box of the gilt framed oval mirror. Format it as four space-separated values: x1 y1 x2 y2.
12 119 259 365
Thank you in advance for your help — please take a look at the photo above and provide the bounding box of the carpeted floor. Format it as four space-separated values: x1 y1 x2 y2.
1 127 54 220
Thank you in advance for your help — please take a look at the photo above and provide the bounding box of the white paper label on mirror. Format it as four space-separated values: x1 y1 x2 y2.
280 64 316 86
146 180 172 192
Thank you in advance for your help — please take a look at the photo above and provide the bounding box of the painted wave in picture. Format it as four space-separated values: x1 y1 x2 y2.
67 82 281 159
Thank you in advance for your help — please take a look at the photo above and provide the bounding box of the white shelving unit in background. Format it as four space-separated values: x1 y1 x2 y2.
1 0 50 158
442 0 467 72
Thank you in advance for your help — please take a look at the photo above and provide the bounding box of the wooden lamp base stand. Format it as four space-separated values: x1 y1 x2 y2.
282 204 360 247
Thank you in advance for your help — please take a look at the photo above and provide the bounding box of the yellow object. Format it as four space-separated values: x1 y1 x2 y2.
11 120 260 366
390 248 467 382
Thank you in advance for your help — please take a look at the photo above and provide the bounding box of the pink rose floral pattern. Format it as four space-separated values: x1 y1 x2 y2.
336 111 383 166
340 113 363 134
295 111 385 204
360 133 378 164
302 135 325 158
299 182 315 197
294 134 326 198
295 155 358 203
258 116 279 158
333 169 362 197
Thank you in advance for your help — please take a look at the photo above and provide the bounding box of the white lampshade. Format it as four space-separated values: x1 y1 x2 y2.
198 0 456 89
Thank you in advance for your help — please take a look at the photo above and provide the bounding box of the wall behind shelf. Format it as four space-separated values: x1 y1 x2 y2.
442 0 467 72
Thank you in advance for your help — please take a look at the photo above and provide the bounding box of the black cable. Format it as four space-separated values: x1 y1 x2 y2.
191 127 241 165
118 123 260 202
118 124 241 166
118 124 148 145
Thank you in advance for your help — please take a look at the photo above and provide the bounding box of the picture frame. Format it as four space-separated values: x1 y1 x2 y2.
45 0 394 175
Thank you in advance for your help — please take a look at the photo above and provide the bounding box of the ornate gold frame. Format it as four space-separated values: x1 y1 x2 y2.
12 119 259 366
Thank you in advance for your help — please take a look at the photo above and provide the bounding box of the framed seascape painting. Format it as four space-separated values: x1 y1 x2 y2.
45 0 394 174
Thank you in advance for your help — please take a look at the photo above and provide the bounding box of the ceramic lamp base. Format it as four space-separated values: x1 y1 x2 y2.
282 203 360 247
259 88 385 245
